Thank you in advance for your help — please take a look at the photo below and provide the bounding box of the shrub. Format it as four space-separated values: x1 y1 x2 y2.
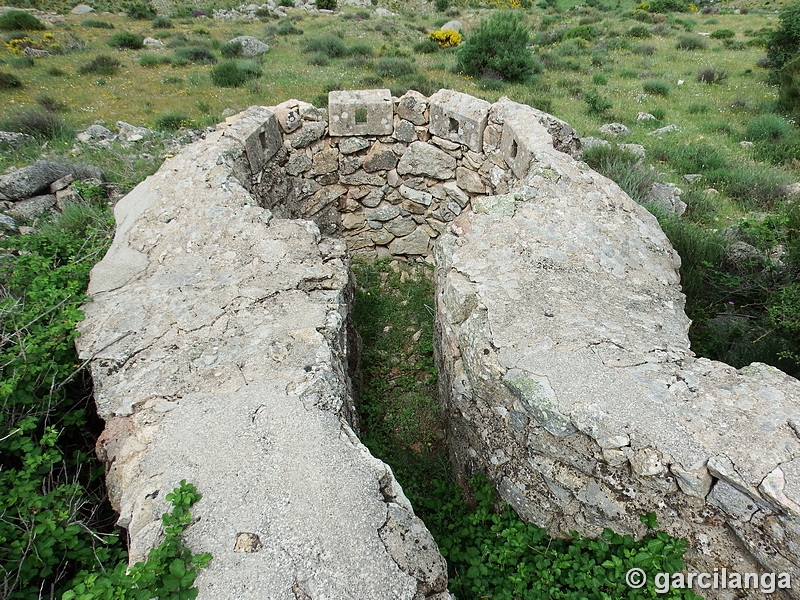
698 65 727 84
584 88 612 115
10 55 34 68
78 54 121 75
139 52 171 67
582 144 655 203
650 107 666 120
152 16 173 28
767 1 800 72
210 60 261 87
780 53 800 117
125 1 157 19
563 24 597 40
435 0 449 11
687 102 709 113
650 141 727 173
429 29 461 48
619 68 638 78
456 11 540 83
220 40 243 57
0 10 45 31
676 34 707 49
308 52 330 66
414 39 440 54
649 0 688 11
643 79 670 95
592 73 608 85
174 45 217 64
304 33 348 57
82 18 114 28
347 43 373 56
746 115 795 142
632 43 656 55
155 112 191 130
317 0 337 9
0 109 72 140
628 24 652 37
108 31 145 49
375 56 416 77
0 70 23 88
710 28 735 39
47 66 67 76
36 94 67 112
277 19 303 35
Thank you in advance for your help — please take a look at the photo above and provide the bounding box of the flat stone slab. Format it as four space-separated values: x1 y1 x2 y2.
328 89 393 137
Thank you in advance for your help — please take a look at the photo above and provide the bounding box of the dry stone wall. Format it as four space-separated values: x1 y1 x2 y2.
433 98 800 599
77 106 450 600
240 88 580 261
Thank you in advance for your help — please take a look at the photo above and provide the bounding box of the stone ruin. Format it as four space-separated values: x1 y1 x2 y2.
76 89 800 599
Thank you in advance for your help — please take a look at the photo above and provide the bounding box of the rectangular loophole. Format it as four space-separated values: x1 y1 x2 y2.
449 117 459 134
258 130 267 150
510 139 518 159
355 108 368 124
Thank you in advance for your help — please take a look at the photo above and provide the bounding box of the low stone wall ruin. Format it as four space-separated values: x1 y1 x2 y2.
77 89 799 599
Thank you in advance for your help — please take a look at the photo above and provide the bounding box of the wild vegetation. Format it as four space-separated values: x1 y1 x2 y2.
1 0 799 597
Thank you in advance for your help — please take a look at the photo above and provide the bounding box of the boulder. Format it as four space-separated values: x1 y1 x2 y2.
227 35 270 56
440 20 462 31
70 3 94 13
647 182 686 216
598 122 630 137
0 161 103 201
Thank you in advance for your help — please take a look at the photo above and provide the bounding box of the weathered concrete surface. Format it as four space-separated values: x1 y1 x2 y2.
435 101 800 599
77 107 449 599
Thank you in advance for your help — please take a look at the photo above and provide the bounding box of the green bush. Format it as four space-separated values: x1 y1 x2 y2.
125 1 157 19
36 94 67 112
107 31 145 49
643 79 670 95
0 70 23 88
687 102 709 114
698 65 727 84
0 109 73 140
675 34 707 50
347 43 374 56
155 112 192 130
277 19 303 35
375 56 416 77
650 141 728 173
78 54 121 75
563 24 597 40
174 45 217 64
746 114 795 142
81 18 114 29
317 0 337 9
152 16 173 28
583 144 655 203
304 33 348 57
592 73 608 85
767 1 800 72
584 88 612 115
456 11 540 83
0 10 45 31
139 52 171 67
210 60 261 87
220 40 243 57
632 43 656 55
628 24 652 37
779 53 800 117
710 28 735 39
414 39 440 54
649 0 688 11
308 52 330 66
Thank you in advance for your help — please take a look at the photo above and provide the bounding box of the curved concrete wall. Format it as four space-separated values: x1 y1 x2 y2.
77 106 449 599
77 89 799 599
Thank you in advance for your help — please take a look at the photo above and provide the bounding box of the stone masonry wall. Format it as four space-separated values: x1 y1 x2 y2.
433 98 800 599
239 88 580 261
76 106 450 599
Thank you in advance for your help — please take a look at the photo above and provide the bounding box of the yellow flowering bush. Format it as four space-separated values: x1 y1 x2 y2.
4 32 60 55
688 2 699 10
635 2 651 9
429 29 462 48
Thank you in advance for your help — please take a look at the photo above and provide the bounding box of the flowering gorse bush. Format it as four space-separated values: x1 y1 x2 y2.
429 29 461 48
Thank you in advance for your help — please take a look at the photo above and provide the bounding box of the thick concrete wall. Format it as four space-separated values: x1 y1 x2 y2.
434 98 800 599
77 106 450 599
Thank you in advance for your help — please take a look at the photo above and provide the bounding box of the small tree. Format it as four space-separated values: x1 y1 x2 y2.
456 11 540 83
768 1 800 72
